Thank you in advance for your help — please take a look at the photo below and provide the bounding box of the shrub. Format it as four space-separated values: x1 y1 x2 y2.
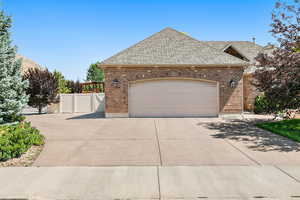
53 70 71 94
254 95 269 114
0 122 44 161
66 80 82 93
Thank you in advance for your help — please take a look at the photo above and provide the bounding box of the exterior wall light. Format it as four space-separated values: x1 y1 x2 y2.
229 79 236 88
112 79 120 88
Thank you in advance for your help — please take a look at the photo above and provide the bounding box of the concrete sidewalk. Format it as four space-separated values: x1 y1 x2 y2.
0 166 300 200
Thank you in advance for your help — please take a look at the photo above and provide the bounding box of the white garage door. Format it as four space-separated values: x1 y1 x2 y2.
129 79 219 117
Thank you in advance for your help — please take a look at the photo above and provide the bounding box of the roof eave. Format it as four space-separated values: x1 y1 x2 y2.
222 44 250 62
99 63 249 69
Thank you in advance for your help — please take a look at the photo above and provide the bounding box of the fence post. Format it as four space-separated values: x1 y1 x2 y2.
73 94 76 113
59 94 62 113
91 93 94 112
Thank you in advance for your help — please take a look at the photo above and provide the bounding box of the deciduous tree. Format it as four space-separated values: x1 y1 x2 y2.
86 62 104 82
253 0 300 113
23 68 58 114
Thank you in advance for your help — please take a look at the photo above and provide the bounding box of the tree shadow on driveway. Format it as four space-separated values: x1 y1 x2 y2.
200 119 300 153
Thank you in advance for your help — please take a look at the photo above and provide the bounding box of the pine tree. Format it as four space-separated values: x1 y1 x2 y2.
0 11 28 124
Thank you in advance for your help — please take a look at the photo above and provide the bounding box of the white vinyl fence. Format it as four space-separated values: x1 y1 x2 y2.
59 93 105 113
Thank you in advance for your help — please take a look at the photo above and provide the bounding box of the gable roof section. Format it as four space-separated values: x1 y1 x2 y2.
100 28 247 66
203 41 264 63
223 45 249 62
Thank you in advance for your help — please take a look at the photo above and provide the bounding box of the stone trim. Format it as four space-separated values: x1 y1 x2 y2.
105 113 129 118
100 64 247 69
129 77 219 84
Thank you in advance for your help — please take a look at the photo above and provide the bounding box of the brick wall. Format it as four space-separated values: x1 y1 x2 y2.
243 74 260 111
103 66 244 115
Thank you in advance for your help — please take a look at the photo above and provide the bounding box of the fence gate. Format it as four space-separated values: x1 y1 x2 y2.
59 93 105 113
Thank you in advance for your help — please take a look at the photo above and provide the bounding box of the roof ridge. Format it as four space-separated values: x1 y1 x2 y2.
204 40 251 42
204 40 264 48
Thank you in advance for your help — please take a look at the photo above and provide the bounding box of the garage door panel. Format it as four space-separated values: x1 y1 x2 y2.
129 80 218 117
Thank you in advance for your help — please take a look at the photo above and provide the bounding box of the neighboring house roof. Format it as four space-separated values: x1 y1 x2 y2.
100 28 248 67
203 41 275 73
16 54 41 73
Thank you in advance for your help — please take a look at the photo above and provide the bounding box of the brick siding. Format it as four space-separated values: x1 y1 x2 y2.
243 74 260 111
103 66 244 115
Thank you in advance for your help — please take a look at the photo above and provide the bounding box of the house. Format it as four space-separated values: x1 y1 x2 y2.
99 27 269 118
16 54 41 73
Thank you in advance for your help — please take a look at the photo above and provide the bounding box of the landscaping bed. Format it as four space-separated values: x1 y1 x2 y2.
0 122 44 167
256 119 300 142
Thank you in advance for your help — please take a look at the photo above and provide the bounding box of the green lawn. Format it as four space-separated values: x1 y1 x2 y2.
256 119 300 142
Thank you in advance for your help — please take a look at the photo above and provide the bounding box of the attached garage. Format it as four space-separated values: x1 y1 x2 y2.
128 79 218 117
100 28 247 118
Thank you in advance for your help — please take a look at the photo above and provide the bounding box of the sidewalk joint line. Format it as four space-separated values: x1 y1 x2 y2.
154 119 163 166
156 166 162 200
224 139 261 166
275 166 300 183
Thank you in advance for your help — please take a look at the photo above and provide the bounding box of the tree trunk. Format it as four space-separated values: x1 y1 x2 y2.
38 106 42 114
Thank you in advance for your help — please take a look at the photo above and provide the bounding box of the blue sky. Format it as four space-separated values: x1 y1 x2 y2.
3 0 277 81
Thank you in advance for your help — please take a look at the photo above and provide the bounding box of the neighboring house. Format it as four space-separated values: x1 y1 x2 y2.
203 41 273 111
16 54 41 73
17 54 44 114
99 27 271 118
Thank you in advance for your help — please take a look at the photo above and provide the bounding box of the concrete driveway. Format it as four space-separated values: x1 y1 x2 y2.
26 113 300 166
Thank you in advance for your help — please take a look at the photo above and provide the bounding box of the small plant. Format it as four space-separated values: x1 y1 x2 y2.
254 95 269 114
274 109 299 120
0 122 44 161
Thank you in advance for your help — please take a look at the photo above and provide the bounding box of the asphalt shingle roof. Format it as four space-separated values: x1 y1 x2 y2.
100 28 248 66
203 41 275 73
203 41 265 63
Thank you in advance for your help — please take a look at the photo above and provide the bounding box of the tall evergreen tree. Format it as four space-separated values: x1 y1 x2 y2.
0 11 28 124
